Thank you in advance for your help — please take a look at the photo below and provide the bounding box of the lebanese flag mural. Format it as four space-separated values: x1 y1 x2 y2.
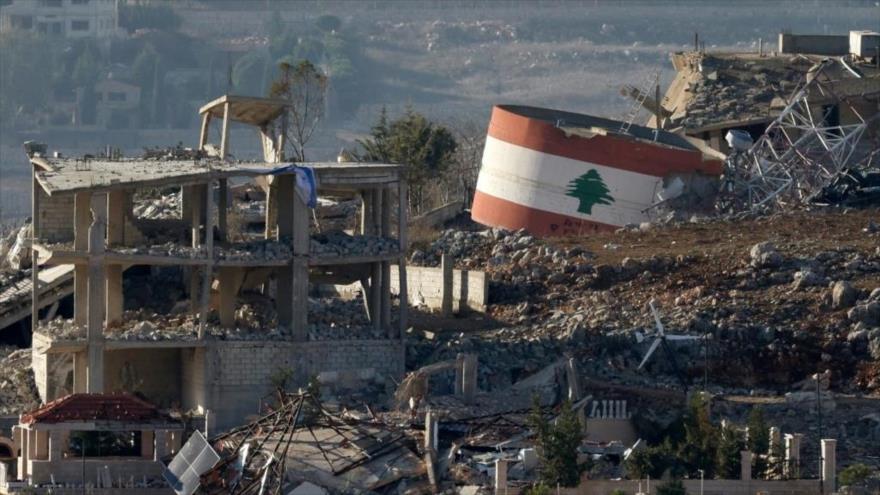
471 105 723 237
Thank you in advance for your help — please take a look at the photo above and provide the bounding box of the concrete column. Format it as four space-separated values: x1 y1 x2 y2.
741 451 752 480
198 180 215 338
219 101 231 159
276 175 294 330
74 191 92 326
31 178 41 332
290 187 309 341
188 184 203 313
154 430 168 461
454 353 464 396
424 410 437 453
72 351 87 393
218 267 238 328
462 353 477 404
141 431 154 459
48 430 62 461
397 181 408 337
380 186 392 332
821 439 836 494
784 433 803 479
18 427 28 480
494 458 508 495
105 264 123 326
198 112 211 150
106 190 125 246
218 178 228 241
87 194 107 393
440 252 453 317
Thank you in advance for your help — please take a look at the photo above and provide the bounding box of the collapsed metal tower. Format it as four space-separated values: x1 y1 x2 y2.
717 59 877 213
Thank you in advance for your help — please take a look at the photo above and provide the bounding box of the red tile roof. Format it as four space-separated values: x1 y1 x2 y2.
21 393 172 425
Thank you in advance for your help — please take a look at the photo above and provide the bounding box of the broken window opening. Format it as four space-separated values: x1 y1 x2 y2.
68 430 142 458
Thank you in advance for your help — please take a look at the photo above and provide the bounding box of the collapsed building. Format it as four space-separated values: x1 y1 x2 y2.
472 31 880 236
24 95 410 432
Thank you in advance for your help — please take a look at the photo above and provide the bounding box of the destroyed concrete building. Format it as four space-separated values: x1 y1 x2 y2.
654 31 880 154
2 393 182 491
472 31 880 237
25 95 410 431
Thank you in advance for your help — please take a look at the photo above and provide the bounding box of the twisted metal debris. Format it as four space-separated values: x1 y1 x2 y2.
717 58 878 213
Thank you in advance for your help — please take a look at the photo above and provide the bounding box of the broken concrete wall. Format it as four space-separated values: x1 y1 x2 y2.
583 418 638 445
410 201 464 230
104 348 182 408
181 347 206 412
390 265 488 312
37 190 74 243
779 33 850 55
207 339 404 430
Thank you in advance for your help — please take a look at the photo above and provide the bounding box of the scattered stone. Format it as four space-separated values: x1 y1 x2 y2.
831 281 858 309
750 242 782 268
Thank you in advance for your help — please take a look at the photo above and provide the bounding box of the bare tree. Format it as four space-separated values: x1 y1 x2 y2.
444 117 486 207
270 60 328 162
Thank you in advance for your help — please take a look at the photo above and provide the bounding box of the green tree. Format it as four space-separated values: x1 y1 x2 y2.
678 393 718 478
566 169 614 214
716 422 744 479
528 397 584 487
626 440 684 480
839 463 872 487
357 107 457 214
746 406 769 477
656 479 687 495
270 60 328 161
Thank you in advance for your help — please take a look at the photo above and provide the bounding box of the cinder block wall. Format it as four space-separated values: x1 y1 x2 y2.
37 190 74 243
390 265 488 311
205 339 405 430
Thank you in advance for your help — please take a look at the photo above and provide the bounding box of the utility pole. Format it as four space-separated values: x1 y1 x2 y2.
817 374 823 495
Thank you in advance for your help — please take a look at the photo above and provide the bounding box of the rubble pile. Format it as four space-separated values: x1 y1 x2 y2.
673 52 807 130
310 230 397 258
0 346 40 415
215 240 293 261
312 198 360 232
410 227 539 267
133 190 181 220
35 297 382 342
409 210 880 397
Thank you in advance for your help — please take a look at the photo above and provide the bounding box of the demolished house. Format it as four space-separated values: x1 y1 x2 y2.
24 94 410 432
657 31 880 213
2 393 183 492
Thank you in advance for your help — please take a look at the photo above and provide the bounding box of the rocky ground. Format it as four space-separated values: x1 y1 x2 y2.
406 207 880 471
2 206 878 470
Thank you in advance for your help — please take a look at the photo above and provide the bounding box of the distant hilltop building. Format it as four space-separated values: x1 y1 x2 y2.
0 0 118 39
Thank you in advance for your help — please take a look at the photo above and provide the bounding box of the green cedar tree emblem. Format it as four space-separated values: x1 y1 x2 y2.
565 169 614 214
